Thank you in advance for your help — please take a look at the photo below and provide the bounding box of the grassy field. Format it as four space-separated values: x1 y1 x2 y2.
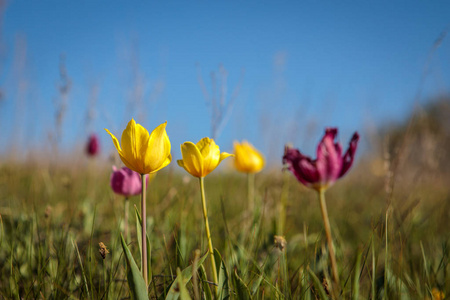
0 132 448 300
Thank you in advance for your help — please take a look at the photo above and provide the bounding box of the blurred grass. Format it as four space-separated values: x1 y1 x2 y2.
0 147 448 299
0 98 449 299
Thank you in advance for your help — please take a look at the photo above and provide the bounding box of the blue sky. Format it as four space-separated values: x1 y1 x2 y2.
1 1 449 164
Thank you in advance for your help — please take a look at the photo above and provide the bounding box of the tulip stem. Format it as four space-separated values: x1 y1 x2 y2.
318 188 340 291
199 177 218 294
141 174 148 286
124 197 129 243
247 173 255 213
278 170 289 235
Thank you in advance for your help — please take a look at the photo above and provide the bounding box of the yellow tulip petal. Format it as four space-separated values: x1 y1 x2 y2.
143 122 171 173
177 159 184 167
233 140 264 173
104 128 122 153
120 119 146 172
180 142 204 177
118 152 141 173
196 137 212 155
120 119 136 159
220 152 233 162
106 127 141 172
149 154 172 174
200 139 221 175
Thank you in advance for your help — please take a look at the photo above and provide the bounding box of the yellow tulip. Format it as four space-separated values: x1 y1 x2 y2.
177 137 233 178
233 140 265 173
105 119 171 175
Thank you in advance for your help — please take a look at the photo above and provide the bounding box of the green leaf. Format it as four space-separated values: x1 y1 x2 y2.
121 234 149 300
232 270 251 300
176 268 192 300
214 249 230 300
135 206 152 281
165 252 209 300
198 265 212 300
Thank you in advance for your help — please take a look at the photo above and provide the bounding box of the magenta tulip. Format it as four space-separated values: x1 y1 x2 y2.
86 134 100 156
283 128 359 191
110 166 144 197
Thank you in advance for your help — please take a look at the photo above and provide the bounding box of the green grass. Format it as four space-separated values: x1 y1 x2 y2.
0 160 448 299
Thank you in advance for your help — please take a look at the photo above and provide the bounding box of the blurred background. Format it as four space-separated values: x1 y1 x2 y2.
0 1 449 168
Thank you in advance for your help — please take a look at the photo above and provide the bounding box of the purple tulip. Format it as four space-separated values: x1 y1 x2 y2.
86 134 100 156
283 128 359 191
110 166 145 197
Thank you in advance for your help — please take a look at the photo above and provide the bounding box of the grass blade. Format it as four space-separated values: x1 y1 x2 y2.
120 234 149 300
165 252 209 300
72 240 91 300
232 269 251 300
214 248 230 300
198 265 213 300
307 268 328 300
352 251 362 300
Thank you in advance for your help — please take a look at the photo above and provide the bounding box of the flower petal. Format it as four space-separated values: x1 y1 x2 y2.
149 154 172 174
106 128 138 172
283 146 318 187
234 141 264 173
120 119 144 173
339 132 359 177
180 142 204 177
105 128 122 154
316 128 343 185
201 139 221 176
219 152 233 162
298 157 321 184
118 152 141 173
143 122 171 173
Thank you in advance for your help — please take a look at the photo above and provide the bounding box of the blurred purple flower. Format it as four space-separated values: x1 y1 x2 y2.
283 128 359 191
86 134 100 156
110 166 147 197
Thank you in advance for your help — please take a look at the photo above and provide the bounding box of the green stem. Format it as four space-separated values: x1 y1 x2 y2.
247 173 255 213
141 174 148 286
384 209 389 300
103 259 107 299
372 234 376 300
318 188 340 290
279 170 289 235
199 177 218 294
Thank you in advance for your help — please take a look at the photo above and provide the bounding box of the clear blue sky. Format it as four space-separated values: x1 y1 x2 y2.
1 1 449 164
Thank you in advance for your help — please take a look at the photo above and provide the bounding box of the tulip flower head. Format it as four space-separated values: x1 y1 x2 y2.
233 140 265 173
86 134 100 156
283 128 359 191
178 137 233 178
105 119 171 175
110 166 151 197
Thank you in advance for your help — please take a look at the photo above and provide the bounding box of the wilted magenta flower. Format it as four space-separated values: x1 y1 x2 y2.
86 134 100 156
283 128 359 191
110 166 145 197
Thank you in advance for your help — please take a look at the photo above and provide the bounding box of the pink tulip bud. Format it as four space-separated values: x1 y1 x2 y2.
86 134 100 156
283 128 359 191
110 166 148 197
